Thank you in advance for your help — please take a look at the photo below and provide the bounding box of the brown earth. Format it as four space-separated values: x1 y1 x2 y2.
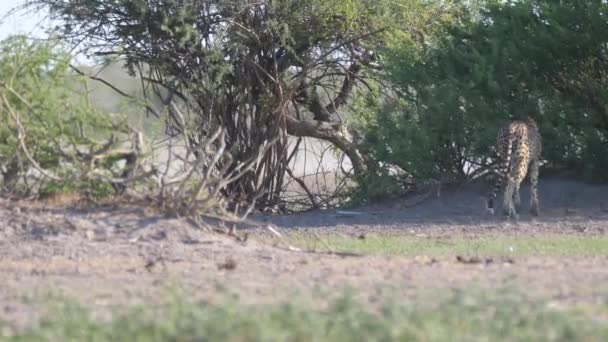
1 175 608 332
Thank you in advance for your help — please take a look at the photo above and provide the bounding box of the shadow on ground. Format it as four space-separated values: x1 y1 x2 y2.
255 176 608 233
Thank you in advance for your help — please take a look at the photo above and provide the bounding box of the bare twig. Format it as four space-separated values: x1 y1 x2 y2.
69 64 162 118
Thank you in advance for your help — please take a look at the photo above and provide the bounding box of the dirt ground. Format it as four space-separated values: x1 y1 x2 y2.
1 175 608 331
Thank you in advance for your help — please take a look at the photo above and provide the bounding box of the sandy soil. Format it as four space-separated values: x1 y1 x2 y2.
1 175 608 331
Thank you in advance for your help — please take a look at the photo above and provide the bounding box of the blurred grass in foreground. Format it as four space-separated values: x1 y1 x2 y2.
3 288 608 341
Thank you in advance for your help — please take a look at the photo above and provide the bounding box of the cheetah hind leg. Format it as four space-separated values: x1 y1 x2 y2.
529 160 540 216
502 178 519 219
513 184 521 210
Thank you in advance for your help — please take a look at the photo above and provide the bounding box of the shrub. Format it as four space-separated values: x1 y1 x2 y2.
0 35 131 197
353 0 608 202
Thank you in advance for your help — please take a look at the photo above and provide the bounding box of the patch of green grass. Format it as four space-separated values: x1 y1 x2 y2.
287 233 608 257
4 289 608 341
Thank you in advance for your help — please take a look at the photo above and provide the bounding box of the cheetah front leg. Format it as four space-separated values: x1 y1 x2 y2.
529 160 540 216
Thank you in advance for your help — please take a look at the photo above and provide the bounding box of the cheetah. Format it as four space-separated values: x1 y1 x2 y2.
486 117 541 218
